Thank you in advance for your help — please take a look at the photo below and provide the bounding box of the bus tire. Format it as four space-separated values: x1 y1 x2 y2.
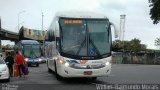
28 64 30 67
54 61 63 80
6 78 10 82
91 77 97 81
36 64 39 67
55 73 62 80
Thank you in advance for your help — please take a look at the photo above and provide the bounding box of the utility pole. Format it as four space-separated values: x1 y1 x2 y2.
42 12 44 56
18 10 25 31
0 17 2 53
42 12 44 32
0 17 1 30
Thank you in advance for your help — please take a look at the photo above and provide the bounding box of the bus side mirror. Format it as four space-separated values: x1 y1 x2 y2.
110 22 118 38
54 21 60 37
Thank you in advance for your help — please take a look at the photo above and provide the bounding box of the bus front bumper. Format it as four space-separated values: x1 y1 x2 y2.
27 61 39 65
57 64 111 78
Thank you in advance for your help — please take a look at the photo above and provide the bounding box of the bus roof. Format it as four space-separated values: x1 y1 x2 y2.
20 40 40 44
55 11 109 19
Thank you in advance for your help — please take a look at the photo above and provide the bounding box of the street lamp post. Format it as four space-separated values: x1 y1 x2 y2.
42 30 47 57
0 17 2 53
18 10 25 31
42 12 45 56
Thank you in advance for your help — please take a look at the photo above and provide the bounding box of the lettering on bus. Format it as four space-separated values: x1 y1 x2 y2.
64 20 83 24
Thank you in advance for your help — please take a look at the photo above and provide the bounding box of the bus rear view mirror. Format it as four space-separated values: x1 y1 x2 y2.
110 22 118 38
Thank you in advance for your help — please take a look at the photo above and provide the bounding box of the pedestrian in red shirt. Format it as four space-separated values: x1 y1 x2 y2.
15 51 25 77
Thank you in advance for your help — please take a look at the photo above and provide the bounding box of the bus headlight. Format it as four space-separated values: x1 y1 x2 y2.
39 58 42 62
25 58 29 61
105 61 110 66
58 59 66 64
58 59 70 67
64 62 69 67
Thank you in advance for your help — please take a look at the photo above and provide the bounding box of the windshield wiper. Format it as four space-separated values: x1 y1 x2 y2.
32 50 39 58
76 38 86 55
88 33 100 56
28 49 38 59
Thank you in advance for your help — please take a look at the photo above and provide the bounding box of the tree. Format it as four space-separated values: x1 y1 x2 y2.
112 40 126 51
129 38 141 52
112 38 146 52
155 38 160 49
141 44 147 51
149 0 160 24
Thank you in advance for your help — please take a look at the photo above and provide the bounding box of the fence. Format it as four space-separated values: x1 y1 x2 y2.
112 52 160 64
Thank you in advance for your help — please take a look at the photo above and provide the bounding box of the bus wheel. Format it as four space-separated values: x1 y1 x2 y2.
6 77 10 82
55 73 63 80
28 64 30 67
91 77 97 81
36 64 39 67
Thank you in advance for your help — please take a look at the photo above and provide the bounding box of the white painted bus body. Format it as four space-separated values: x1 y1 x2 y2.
47 11 118 79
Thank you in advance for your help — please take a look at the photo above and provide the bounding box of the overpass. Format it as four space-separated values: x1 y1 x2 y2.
0 18 46 53
0 18 50 52
0 26 48 45
19 26 48 41
0 26 48 43
0 18 19 52
0 28 19 41
0 28 19 52
0 18 48 52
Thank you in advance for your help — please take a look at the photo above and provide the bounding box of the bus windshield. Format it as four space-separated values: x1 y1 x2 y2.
59 18 111 59
23 44 41 58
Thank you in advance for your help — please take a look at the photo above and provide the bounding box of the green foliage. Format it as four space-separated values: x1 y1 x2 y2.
155 38 160 49
129 38 141 52
112 38 146 52
149 0 160 24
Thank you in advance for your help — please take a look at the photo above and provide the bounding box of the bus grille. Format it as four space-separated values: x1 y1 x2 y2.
69 64 105 69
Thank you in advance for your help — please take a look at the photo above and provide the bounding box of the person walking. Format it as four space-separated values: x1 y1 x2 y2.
15 51 25 77
5 52 14 77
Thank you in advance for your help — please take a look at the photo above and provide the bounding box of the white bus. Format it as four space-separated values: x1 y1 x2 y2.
47 11 118 80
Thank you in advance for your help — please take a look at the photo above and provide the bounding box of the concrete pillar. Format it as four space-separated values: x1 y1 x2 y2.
0 21 1 52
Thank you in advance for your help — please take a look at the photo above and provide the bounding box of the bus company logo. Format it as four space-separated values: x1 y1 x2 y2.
80 60 88 64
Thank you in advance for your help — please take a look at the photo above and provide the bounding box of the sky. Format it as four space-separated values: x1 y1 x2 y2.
0 0 160 49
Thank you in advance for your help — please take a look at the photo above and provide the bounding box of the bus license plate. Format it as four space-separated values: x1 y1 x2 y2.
84 71 92 75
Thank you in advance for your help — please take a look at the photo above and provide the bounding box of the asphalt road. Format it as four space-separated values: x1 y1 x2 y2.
0 64 160 90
